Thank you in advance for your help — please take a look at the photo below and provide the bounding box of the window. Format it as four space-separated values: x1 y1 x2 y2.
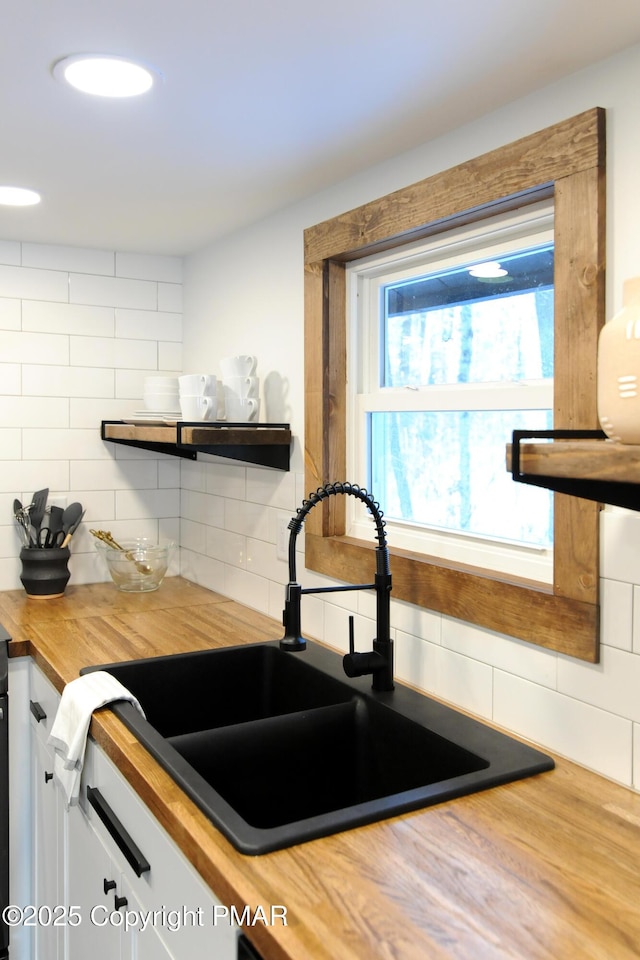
348 205 555 582
303 108 605 661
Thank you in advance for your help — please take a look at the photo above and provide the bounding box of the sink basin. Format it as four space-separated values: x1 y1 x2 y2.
82 641 554 854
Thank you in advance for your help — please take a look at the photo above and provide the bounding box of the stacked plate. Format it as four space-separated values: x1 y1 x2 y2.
142 376 181 417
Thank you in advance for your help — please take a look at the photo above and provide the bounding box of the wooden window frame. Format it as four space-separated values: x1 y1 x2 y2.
303 108 605 662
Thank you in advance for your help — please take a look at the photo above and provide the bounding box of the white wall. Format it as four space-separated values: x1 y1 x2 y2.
0 243 183 589
181 43 640 789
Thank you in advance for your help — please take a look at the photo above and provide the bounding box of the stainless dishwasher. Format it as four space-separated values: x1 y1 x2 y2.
0 623 9 960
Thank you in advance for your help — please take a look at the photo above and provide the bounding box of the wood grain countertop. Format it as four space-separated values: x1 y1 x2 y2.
3 578 640 960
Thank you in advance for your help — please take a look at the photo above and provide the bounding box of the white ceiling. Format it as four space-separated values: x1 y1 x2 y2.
2 0 640 256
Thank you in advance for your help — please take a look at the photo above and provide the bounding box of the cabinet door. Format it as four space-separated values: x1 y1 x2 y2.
66 802 122 960
32 736 63 960
120 875 176 960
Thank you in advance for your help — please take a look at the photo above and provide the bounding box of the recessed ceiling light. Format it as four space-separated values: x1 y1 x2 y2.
0 186 41 206
52 55 160 98
468 261 508 279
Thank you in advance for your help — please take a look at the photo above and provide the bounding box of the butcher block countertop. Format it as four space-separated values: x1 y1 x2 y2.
3 578 640 960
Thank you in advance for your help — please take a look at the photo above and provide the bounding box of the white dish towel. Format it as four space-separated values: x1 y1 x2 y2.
48 671 145 807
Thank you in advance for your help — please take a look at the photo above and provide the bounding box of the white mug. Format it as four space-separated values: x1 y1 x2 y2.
225 397 260 422
220 355 257 378
222 376 259 400
180 395 215 421
179 374 216 396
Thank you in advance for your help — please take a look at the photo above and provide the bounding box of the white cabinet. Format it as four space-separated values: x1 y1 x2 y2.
29 662 64 960
9 657 34 960
27 661 239 960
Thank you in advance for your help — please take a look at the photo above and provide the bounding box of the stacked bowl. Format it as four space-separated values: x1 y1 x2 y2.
178 374 217 421
143 376 180 415
220 355 259 422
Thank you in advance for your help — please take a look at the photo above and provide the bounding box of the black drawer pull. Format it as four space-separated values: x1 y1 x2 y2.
30 700 47 723
114 895 128 911
44 771 54 783
103 879 116 894
87 786 150 877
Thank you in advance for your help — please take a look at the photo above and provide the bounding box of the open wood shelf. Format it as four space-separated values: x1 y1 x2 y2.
507 429 640 510
101 420 292 470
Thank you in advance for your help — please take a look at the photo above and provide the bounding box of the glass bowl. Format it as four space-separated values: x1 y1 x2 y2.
96 538 175 593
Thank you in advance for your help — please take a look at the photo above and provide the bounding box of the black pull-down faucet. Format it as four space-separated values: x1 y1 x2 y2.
279 482 394 692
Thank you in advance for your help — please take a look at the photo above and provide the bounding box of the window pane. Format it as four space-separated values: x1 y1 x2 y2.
370 409 553 548
383 246 554 387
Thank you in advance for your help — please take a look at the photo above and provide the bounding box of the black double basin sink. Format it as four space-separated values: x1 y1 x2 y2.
82 641 553 854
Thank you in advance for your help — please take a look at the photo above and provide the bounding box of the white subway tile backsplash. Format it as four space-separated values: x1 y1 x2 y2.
494 671 633 784
601 509 640 584
223 564 270 614
441 616 557 689
246 536 288 583
180 548 225 594
180 518 207 554
436 646 493 719
0 364 20 394
115 488 180 520
0 557 22 592
158 283 182 313
601 578 633 651
180 459 207 492
394 631 439 693
557 645 640 723
22 364 114 398
181 488 224 527
158 460 180 488
0 526 21 559
205 462 246 499
116 253 182 283
246 467 297 510
0 460 70 494
23 428 110 461
23 301 114 336
633 587 640 655
206 526 245 567
391 598 442 646
0 242 20 266
70 273 156 310
0 298 20 329
224 497 270 540
70 336 157 370
0 396 68 429
70 397 132 428
0 330 69 365
71 490 115 522
0 429 21 459
22 243 114 275
70 458 158 491
0 264 68 301
115 308 182 342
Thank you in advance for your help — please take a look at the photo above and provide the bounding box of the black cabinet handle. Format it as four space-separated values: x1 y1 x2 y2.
30 700 47 723
87 786 150 877
114 895 128 911
44 771 53 783
103 879 116 894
